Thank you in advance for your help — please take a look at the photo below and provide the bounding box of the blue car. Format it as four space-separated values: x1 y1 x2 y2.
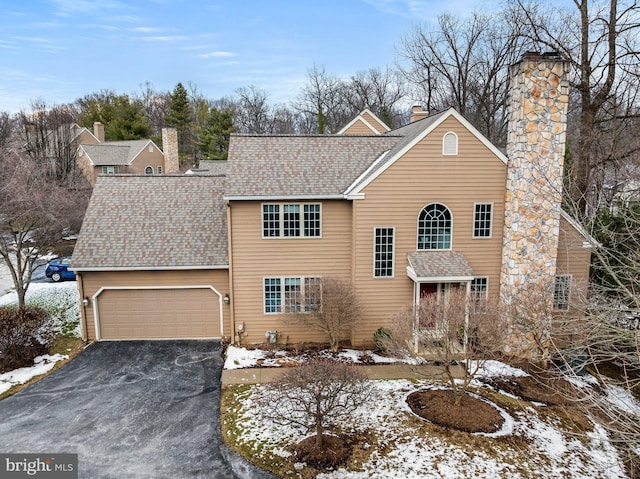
45 257 76 282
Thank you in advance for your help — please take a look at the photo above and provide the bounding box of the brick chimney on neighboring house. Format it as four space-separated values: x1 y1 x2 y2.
162 127 180 174
410 103 429 123
93 122 105 142
499 52 571 359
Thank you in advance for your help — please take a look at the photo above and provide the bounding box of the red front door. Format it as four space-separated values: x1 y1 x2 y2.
420 283 438 298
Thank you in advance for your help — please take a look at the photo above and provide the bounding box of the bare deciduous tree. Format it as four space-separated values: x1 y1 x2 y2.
286 277 361 353
508 0 640 216
19 100 80 181
257 359 372 449
398 12 525 147
0 156 82 308
384 288 504 403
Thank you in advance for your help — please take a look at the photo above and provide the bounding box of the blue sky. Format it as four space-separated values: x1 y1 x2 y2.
1 0 498 113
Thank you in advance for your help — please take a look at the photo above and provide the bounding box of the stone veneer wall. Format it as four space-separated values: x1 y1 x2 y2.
162 127 180 174
499 53 571 359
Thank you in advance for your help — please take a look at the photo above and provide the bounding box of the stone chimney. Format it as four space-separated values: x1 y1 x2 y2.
93 122 105 142
499 52 571 359
410 104 429 123
162 127 179 174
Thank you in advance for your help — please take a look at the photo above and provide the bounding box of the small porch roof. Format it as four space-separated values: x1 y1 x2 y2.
406 251 475 282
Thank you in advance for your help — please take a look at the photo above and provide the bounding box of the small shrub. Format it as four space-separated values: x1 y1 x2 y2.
373 327 392 352
0 306 54 373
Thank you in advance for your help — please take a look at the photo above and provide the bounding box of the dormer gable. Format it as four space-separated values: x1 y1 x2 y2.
337 109 391 135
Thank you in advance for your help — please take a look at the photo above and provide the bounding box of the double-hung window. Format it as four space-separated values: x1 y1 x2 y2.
374 227 395 277
470 277 488 302
263 203 321 238
473 203 493 238
554 275 571 311
102 165 116 175
264 278 281 313
263 204 280 237
264 276 321 314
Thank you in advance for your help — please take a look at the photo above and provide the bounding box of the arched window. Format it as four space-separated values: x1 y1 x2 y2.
145 166 153 174
442 131 458 155
418 203 452 250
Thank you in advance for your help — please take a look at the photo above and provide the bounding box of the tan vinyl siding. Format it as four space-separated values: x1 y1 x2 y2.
229 200 353 344
557 215 591 287
352 116 507 345
78 269 230 341
128 146 165 175
341 119 377 135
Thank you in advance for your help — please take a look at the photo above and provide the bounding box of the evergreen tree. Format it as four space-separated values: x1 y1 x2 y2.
76 91 150 141
197 107 234 161
164 82 193 163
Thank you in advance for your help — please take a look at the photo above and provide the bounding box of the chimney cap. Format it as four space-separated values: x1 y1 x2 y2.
521 51 565 61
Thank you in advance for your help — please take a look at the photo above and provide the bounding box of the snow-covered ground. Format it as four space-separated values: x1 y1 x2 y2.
0 281 79 395
224 345 401 369
223 345 634 478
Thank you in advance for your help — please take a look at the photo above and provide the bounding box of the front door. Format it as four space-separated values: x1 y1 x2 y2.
420 283 438 298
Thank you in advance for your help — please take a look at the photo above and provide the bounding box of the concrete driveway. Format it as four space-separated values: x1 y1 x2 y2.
0 340 276 478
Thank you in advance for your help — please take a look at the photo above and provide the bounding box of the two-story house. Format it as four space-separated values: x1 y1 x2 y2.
71 53 591 357
76 124 180 186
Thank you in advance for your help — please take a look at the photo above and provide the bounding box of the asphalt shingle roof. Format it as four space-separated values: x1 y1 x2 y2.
81 140 151 166
72 175 228 269
407 251 475 279
187 160 228 176
225 135 401 198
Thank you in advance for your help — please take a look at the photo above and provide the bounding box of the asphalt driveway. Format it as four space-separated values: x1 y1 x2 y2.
0 340 276 478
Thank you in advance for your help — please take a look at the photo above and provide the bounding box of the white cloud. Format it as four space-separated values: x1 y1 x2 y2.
129 27 163 33
135 35 188 43
49 0 125 16
198 51 237 59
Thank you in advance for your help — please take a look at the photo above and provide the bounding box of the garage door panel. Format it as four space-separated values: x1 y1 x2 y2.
98 288 220 339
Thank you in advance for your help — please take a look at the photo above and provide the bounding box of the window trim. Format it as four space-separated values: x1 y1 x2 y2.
262 202 322 239
263 275 322 314
442 131 458 156
145 166 153 175
554 275 572 311
373 226 395 279
417 202 453 251
157 166 163 174
472 202 493 239
102 165 116 175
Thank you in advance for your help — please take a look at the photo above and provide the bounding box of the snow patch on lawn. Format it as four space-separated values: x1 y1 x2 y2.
0 354 67 394
224 345 411 370
229 377 626 479
0 281 80 337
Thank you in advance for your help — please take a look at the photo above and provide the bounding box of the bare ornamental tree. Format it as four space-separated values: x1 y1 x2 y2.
257 359 372 449
285 277 361 353
383 288 504 403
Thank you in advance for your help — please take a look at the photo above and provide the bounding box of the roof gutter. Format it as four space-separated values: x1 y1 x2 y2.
71 264 229 272
223 194 345 201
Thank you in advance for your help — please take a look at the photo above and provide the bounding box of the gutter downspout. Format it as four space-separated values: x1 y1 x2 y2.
226 201 236 344
76 272 88 341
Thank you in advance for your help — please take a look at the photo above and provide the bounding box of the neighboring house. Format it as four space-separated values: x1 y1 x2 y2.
76 124 180 186
337 108 391 135
22 122 100 170
72 53 591 357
